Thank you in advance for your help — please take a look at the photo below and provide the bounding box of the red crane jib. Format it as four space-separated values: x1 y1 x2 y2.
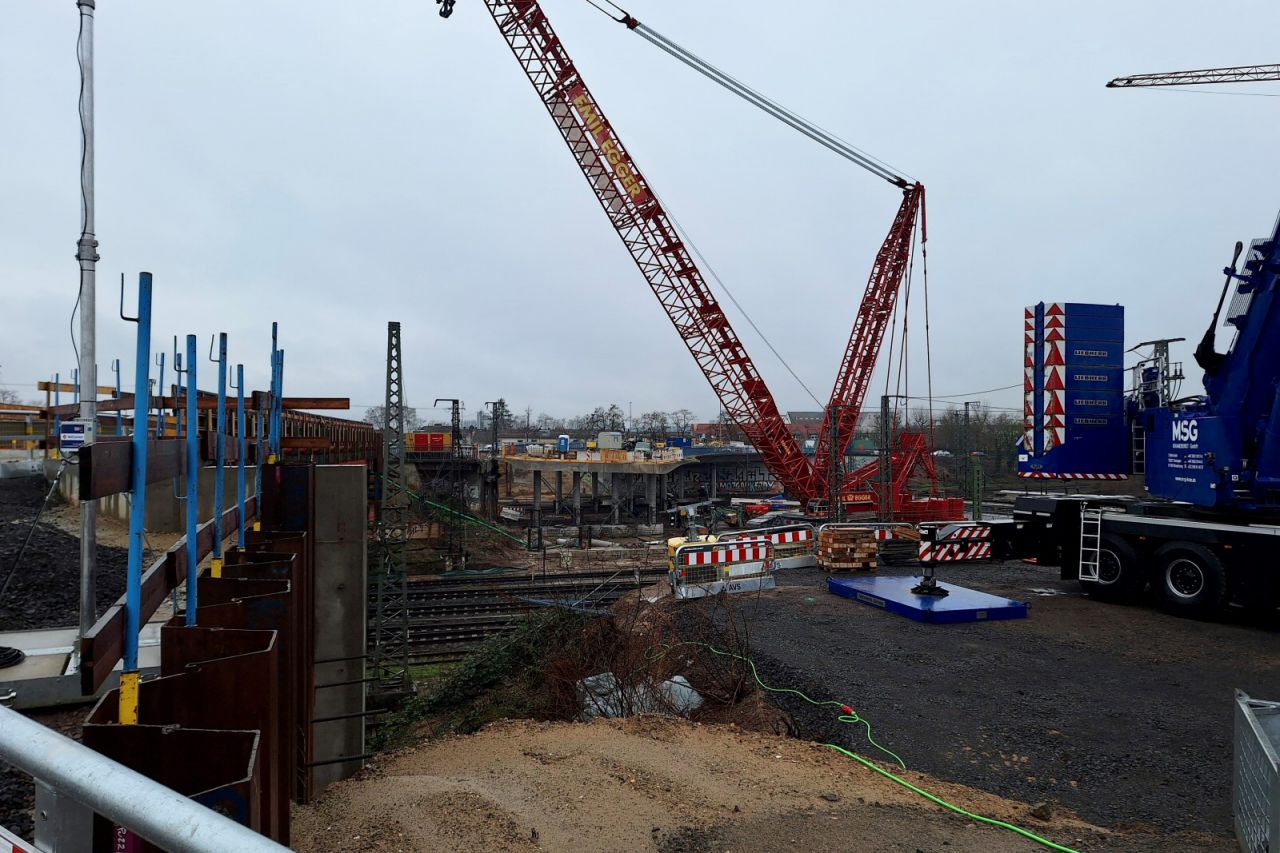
809 184 924 498
483 0 926 507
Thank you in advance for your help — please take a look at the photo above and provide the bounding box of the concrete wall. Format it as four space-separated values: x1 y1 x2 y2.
311 465 368 793
52 461 259 533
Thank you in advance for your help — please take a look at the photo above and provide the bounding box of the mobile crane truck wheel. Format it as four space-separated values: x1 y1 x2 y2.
1153 542 1229 618
1079 536 1144 604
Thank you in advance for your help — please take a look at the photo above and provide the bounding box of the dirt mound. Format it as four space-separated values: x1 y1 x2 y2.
292 716 1229 852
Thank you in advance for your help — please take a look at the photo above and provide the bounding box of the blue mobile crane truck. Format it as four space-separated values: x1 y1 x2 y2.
1010 211 1280 618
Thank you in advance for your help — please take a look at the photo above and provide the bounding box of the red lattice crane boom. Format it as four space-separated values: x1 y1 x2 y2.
808 184 924 497
454 0 935 509
477 0 812 498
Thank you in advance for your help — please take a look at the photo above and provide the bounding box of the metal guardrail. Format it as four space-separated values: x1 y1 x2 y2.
1235 689 1280 853
0 703 289 852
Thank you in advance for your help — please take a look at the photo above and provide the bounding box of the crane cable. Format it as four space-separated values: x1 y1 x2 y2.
582 0 915 187
579 0 934 416
648 185 826 409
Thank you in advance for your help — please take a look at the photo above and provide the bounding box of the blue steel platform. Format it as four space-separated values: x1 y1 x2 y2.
827 576 1029 624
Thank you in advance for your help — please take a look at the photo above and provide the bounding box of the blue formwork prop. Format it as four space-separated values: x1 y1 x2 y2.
827 576 1029 624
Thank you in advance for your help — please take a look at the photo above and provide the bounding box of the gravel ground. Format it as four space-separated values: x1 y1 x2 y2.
730 561 1280 840
0 476 136 839
0 476 130 631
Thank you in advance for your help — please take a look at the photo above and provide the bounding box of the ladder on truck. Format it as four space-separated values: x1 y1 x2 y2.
1131 421 1146 474
1078 505 1103 581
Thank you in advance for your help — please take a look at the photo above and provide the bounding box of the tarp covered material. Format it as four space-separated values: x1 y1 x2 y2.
577 673 703 719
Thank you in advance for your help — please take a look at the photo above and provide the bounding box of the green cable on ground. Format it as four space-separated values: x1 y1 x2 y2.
651 641 904 768
650 641 1078 853
826 744 1079 853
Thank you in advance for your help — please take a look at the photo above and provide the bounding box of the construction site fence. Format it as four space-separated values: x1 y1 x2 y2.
1235 689 1280 853
671 538 774 589
720 523 816 566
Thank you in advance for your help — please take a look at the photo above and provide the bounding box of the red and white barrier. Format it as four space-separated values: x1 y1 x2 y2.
918 522 994 564
680 545 770 566
1018 472 1128 480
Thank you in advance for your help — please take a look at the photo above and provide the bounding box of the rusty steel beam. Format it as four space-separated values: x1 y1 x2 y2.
78 438 184 500
282 437 332 451
79 496 257 694
37 380 115 395
279 398 350 410
46 395 351 418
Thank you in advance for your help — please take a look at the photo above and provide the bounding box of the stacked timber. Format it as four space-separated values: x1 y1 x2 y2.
878 526 921 566
817 527 878 572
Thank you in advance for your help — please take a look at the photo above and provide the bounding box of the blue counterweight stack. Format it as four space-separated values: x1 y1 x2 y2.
1019 302 1129 479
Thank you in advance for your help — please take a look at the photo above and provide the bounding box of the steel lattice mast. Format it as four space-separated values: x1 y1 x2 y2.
808 185 923 497
478 0 812 498
1108 64 1280 87
370 321 410 692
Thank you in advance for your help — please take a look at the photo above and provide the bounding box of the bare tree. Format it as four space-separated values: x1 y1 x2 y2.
0 369 24 406
362 405 423 431
636 410 669 438
669 408 694 436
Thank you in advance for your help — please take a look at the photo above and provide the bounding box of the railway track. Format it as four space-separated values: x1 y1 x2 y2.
370 567 669 657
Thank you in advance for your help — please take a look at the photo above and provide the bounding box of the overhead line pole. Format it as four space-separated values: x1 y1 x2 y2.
75 0 100 652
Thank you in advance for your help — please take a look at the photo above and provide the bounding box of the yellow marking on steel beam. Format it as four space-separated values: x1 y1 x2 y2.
211 557 223 579
119 671 140 725
253 521 261 532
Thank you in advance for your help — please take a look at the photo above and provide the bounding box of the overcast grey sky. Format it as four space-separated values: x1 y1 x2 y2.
3 1 1278 426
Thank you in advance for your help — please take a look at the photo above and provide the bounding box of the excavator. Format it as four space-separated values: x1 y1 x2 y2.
437 0 960 521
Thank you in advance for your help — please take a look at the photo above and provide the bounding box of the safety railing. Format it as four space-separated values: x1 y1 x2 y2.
669 538 774 599
0 703 288 852
720 523 816 568
1235 689 1280 853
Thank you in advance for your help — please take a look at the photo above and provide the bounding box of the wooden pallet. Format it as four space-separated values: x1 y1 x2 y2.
823 561 877 572
817 527 877 572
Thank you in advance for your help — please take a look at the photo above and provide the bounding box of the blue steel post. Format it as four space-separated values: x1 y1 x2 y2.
154 353 165 438
234 364 246 548
209 334 228 577
120 272 153 725
172 338 184 440
112 358 122 436
52 375 61 453
169 347 187 613
184 335 199 627
253 407 263 531
272 349 284 460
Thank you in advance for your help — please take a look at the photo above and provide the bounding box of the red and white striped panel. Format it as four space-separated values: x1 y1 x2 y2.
1042 303 1067 452
681 546 770 566
919 541 992 563
766 529 812 545
1017 472 1129 480
931 524 990 540
874 529 894 541
1024 307 1035 451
